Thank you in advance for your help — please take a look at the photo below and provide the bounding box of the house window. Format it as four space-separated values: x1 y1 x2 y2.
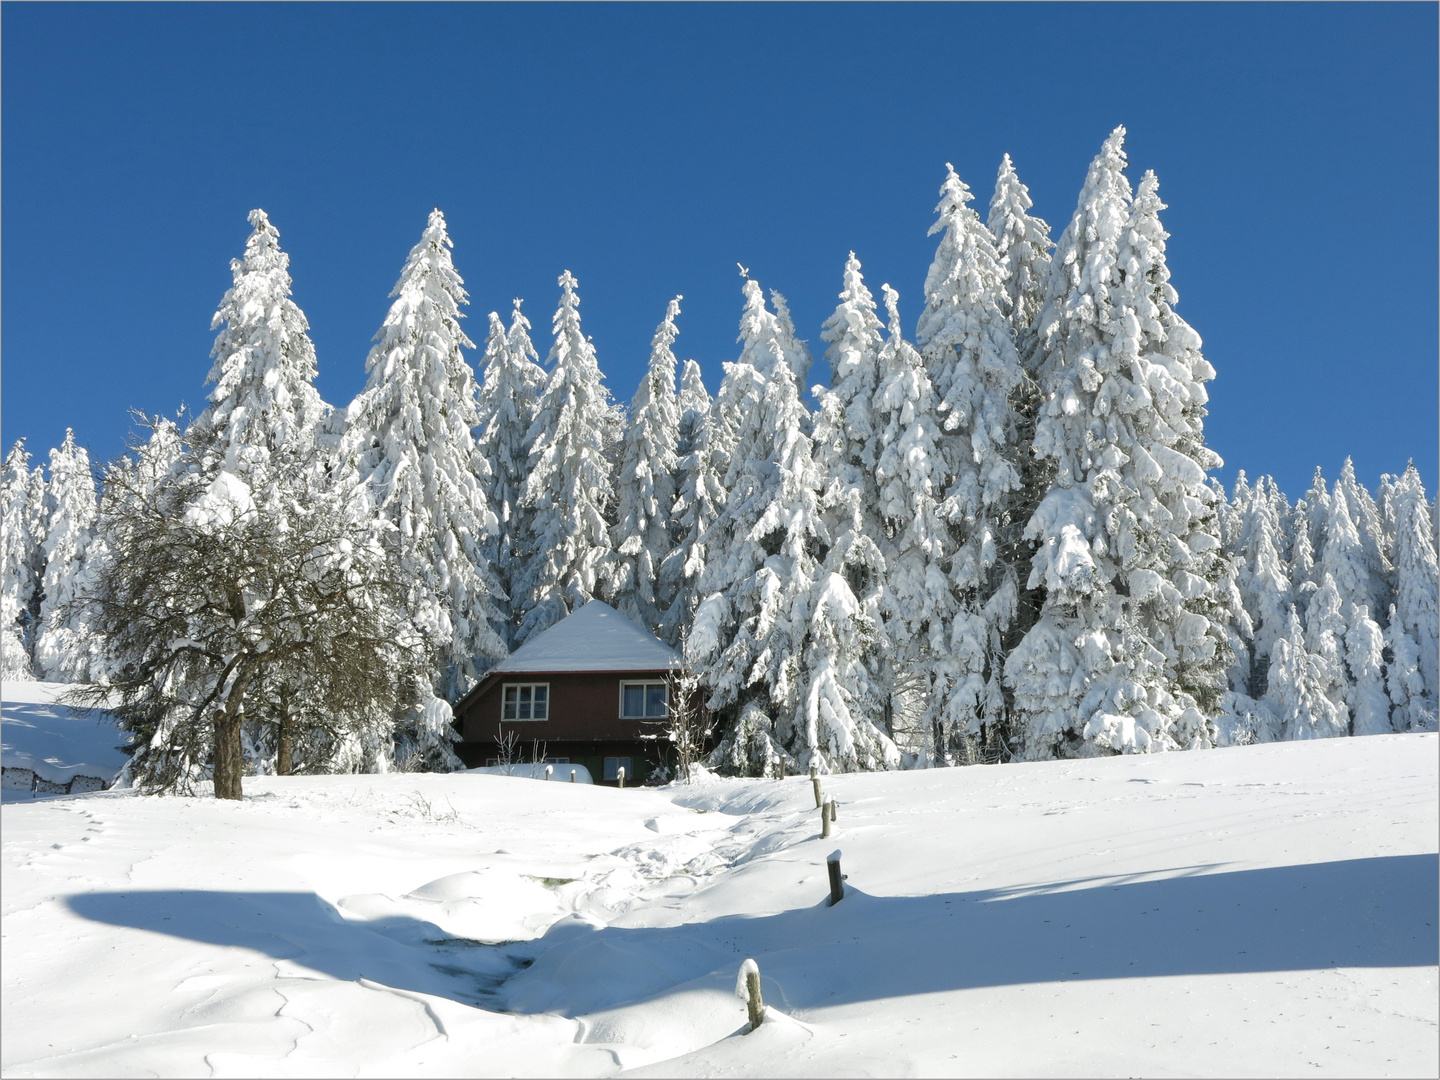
620 681 668 719
502 683 549 720
603 756 632 782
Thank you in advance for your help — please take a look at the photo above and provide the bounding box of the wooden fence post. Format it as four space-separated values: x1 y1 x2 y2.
738 958 764 1031
811 764 822 809
617 765 626 789
821 796 833 839
826 850 845 906
545 764 553 781
570 768 576 783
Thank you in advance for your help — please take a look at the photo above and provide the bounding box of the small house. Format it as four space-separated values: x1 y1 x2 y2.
452 600 683 785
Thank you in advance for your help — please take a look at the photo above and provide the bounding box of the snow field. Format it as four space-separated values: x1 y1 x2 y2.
1 680 125 793
1 735 1436 1077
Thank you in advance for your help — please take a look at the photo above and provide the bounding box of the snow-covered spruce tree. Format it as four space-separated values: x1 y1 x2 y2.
516 271 621 643
74 424 419 799
1265 604 1349 741
1228 472 1293 699
987 153 1054 345
1346 603 1393 736
914 163 1031 760
1006 132 1227 758
1294 467 1331 594
1292 573 1353 738
186 209 329 487
475 299 548 649
812 254 890 739
871 284 952 763
1 440 45 679
1385 602 1435 732
687 274 896 774
675 358 712 458
1388 467 1438 685
1320 483 1381 627
1336 458 1392 612
33 430 101 683
658 376 726 648
343 209 506 723
610 296 684 631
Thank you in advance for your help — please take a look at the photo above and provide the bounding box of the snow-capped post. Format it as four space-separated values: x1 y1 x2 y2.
545 764 553 781
736 958 764 1032
617 765 626 789
570 769 576 783
811 763 822 808
826 850 845 906
829 799 838 822
821 796 834 839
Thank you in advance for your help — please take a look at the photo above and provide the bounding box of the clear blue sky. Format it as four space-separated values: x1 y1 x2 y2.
3 2 1436 500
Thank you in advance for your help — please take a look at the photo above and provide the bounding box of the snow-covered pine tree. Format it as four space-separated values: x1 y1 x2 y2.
1122 171 1235 736
1296 467 1331 587
1 440 45 679
1346 603 1392 735
770 289 812 385
1230 472 1293 698
1292 574 1353 738
516 271 620 643
987 153 1054 344
1386 464 1439 722
915 163 1030 760
1335 458 1392 614
1006 134 1224 757
813 254 890 739
343 208 506 720
610 297 684 631
871 284 952 762
475 299 548 649
186 209 329 490
1321 480 1383 624
1265 603 1349 741
658 378 726 648
33 430 101 683
688 273 896 774
675 359 711 458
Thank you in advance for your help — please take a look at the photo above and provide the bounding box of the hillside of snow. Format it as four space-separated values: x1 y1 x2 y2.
1 680 125 796
2 734 1435 1077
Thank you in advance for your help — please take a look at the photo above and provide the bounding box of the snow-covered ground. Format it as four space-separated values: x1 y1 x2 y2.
1 680 126 797
1 733 1435 1077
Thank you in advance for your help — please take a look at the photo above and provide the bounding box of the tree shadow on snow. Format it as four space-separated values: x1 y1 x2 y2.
65 854 1438 1016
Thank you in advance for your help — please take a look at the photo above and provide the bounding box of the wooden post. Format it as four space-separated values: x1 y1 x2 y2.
739 958 764 1032
545 764 553 781
828 799 837 822
570 769 576 783
811 764 822 809
617 765 626 789
826 850 845 906
821 796 833 838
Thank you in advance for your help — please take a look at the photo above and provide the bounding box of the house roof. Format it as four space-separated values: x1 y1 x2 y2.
488 600 681 675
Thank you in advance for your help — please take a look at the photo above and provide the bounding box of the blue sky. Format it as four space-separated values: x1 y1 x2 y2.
3 2 1436 499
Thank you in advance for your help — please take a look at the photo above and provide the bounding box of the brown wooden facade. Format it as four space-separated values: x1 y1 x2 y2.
452 668 675 784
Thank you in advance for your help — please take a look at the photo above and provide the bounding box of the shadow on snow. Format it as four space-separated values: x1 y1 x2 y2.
65 854 1438 1016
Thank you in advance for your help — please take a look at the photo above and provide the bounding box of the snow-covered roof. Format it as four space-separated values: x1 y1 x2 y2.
488 600 680 674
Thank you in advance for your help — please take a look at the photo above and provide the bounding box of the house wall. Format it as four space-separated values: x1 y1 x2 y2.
456 670 673 743
453 669 681 784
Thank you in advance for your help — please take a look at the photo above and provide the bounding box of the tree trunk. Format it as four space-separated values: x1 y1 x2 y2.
276 709 294 776
212 669 251 801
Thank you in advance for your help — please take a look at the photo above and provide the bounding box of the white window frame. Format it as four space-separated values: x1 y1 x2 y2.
501 682 550 721
619 680 668 720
